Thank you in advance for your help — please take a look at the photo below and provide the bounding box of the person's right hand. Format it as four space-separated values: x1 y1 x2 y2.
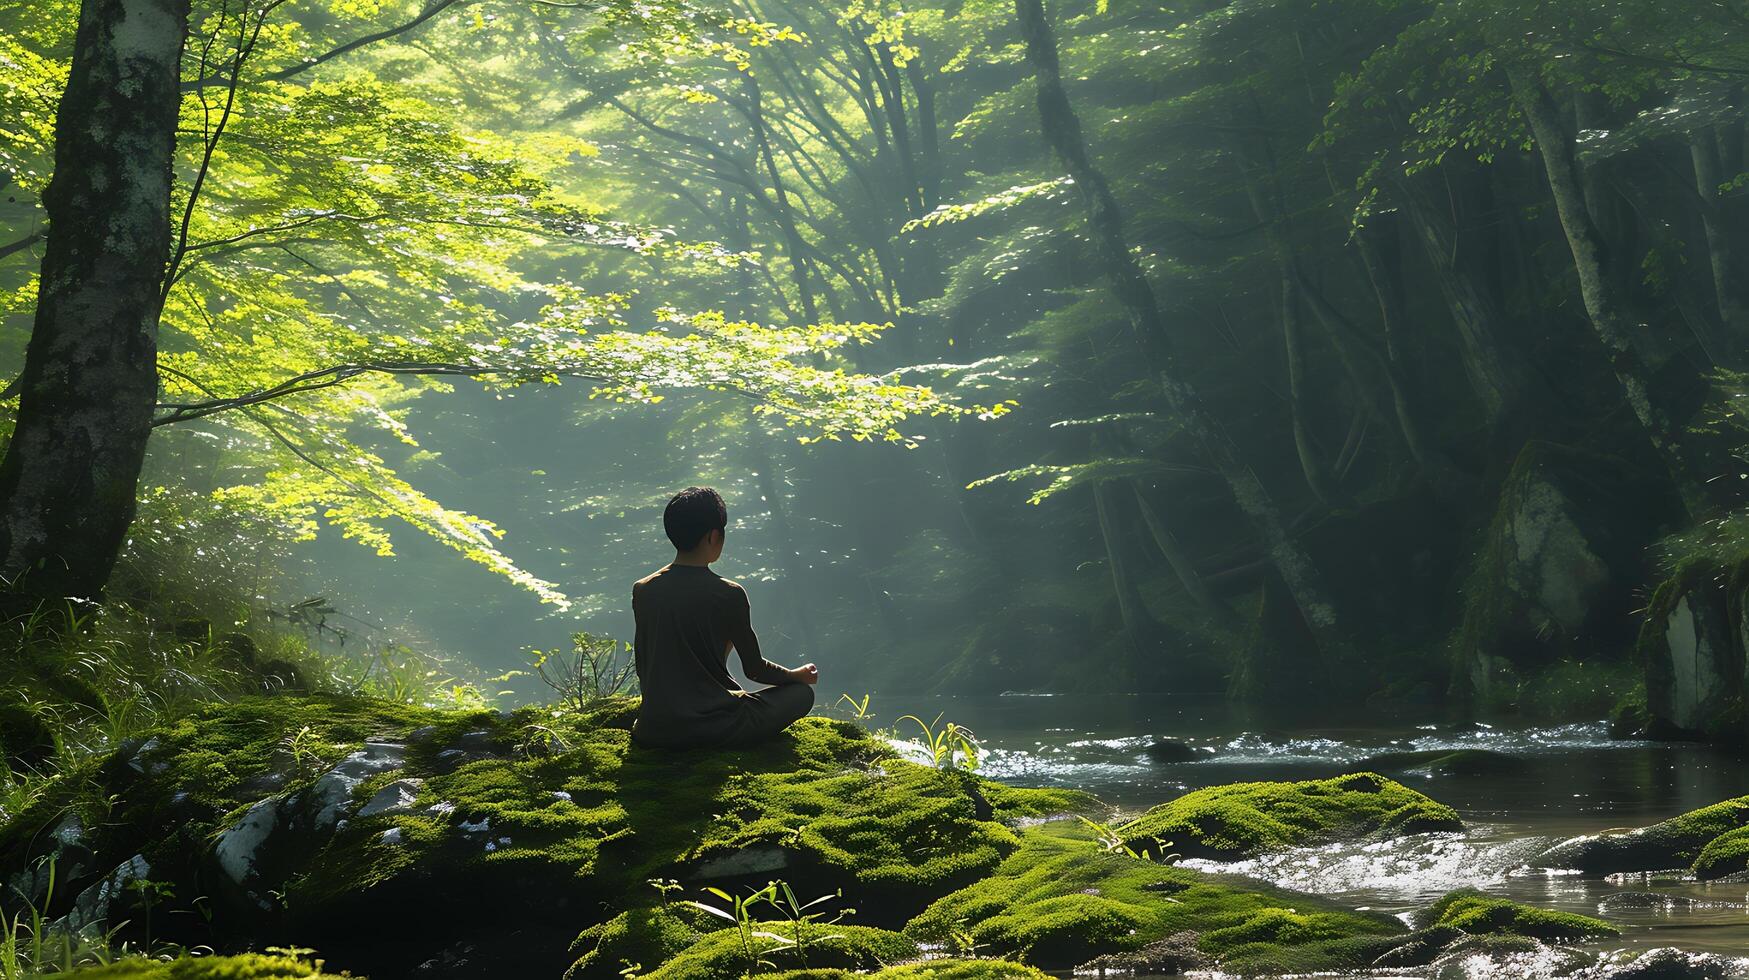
791 663 819 685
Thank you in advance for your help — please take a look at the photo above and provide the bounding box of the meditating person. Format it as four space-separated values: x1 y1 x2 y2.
630 486 818 748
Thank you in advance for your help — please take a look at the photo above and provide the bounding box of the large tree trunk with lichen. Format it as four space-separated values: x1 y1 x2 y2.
0 0 188 600
1013 0 1343 651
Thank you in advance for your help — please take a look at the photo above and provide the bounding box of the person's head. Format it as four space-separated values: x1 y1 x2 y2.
664 486 727 563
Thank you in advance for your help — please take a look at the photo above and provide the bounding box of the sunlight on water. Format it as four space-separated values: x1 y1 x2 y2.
1178 830 1553 904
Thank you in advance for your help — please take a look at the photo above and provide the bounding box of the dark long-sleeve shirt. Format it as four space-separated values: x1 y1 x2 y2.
630 564 788 743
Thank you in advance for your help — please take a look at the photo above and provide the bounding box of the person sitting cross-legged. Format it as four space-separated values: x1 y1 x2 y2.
629 486 818 749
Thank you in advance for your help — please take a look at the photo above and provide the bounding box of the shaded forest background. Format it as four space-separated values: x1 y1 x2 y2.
2 0 1748 723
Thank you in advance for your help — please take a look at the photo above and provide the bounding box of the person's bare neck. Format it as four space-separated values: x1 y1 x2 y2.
671 550 713 567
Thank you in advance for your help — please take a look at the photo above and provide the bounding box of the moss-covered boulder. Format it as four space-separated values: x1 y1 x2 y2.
1113 772 1462 861
0 695 1089 978
639 923 917 979
1420 890 1617 941
65 954 355 978
904 823 1406 972
1455 442 1680 705
1536 795 1749 878
1639 560 1749 740
570 905 1048 980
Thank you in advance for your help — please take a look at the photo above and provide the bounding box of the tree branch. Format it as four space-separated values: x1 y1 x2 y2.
153 361 760 426
0 230 44 262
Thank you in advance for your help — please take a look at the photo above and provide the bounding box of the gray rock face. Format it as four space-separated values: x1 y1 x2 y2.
210 739 410 909
63 854 150 933
1455 442 1676 703
8 813 93 907
308 741 408 830
689 843 792 879
357 777 425 818
1643 574 1747 739
1507 480 1612 637
215 797 282 893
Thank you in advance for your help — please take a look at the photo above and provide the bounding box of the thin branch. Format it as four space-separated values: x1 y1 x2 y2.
0 230 44 262
153 361 760 426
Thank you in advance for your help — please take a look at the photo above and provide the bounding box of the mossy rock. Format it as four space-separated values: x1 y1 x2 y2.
904 822 1404 971
1692 824 1749 879
64 953 356 978
1638 560 1749 739
1454 441 1680 706
640 922 918 980
1421 890 1617 941
1536 795 1749 876
0 695 1089 977
1114 772 1462 860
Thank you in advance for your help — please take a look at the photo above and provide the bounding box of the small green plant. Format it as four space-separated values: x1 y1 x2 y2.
946 918 984 958
0 859 143 977
836 693 873 721
765 880 850 967
897 713 982 771
682 883 790 979
1076 815 1178 864
125 878 176 947
646 877 683 908
517 723 570 758
281 725 332 778
529 632 638 712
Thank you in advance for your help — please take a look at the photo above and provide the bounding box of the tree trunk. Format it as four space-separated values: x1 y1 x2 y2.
1690 124 1749 362
1132 481 1234 626
1394 174 1520 422
1279 275 1332 502
1092 479 1148 666
1014 0 1343 645
0 0 189 601
1504 65 1698 508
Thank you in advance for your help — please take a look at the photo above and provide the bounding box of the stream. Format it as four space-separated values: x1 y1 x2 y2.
881 693 1749 978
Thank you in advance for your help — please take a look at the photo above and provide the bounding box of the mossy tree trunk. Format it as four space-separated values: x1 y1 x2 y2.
0 0 189 601
1014 0 1343 651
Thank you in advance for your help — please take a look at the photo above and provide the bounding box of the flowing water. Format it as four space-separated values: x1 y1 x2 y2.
882 693 1749 977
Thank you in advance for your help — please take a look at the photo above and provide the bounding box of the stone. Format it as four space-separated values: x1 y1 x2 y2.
214 797 281 892
1641 565 1748 739
1602 947 1737 979
356 777 425 818
64 854 150 933
1454 442 1678 704
688 843 792 879
308 741 407 830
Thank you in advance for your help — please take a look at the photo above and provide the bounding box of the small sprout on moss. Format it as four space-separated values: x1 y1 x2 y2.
837 692 874 721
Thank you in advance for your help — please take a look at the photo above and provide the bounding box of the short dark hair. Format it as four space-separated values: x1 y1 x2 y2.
664 486 727 551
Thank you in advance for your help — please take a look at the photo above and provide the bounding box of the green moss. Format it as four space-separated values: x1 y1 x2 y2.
1541 795 1749 874
1115 772 1462 860
640 923 919 980
905 823 1402 971
569 907 705 979
1692 825 1749 879
65 953 355 978
1423 891 1617 941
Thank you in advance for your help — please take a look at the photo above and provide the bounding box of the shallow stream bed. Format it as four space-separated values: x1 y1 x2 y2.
884 693 1749 977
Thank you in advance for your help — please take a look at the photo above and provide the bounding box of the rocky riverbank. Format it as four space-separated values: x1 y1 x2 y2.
1 695 1740 978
